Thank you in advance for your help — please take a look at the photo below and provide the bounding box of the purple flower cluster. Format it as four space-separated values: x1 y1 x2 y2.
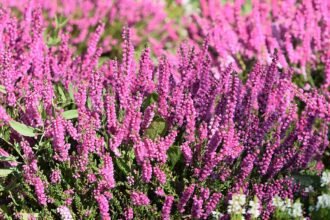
1 0 180 56
186 0 330 76
162 195 174 220
131 191 150 206
0 1 329 219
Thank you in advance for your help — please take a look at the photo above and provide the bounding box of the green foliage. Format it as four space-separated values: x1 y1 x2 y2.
272 209 292 220
167 145 182 170
312 208 330 219
20 212 39 220
1 2 329 219
166 0 185 20
141 92 158 111
242 0 252 15
293 173 320 188
62 110 78 120
145 116 167 140
44 15 68 46
9 120 37 137
115 157 130 176
0 169 14 177
0 85 6 94
231 214 245 220
0 155 17 163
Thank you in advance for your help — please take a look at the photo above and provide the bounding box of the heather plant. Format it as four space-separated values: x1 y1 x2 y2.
185 0 330 85
0 2 330 220
1 0 185 58
269 169 330 219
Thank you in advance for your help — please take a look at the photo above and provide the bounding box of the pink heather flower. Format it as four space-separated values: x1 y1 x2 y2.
178 184 195 213
142 138 155 162
199 153 222 181
200 187 210 201
162 196 174 220
171 87 185 126
87 173 97 183
155 130 178 163
32 177 47 206
142 160 152 183
105 95 117 133
141 104 155 130
121 26 134 78
127 175 135 186
193 168 201 177
0 6 329 219
0 106 10 124
153 166 166 184
51 116 70 162
57 206 73 220
89 71 104 113
315 161 325 174
124 207 134 220
23 92 43 127
62 189 74 206
50 169 61 183
204 192 222 218
109 129 124 157
86 22 105 60
64 189 74 195
155 187 166 197
65 198 73 206
65 121 79 141
198 121 208 142
99 154 115 189
191 196 203 219
96 194 111 220
20 140 47 206
157 57 170 117
136 47 155 94
104 191 113 200
180 142 193 165
131 142 142 165
131 191 150 206
184 96 196 142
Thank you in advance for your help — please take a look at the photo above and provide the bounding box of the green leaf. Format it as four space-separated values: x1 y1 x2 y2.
87 96 92 110
0 205 12 218
62 110 78 120
47 36 61 46
68 83 75 101
55 15 68 28
98 57 110 67
292 173 319 187
242 0 252 15
142 92 158 111
167 145 182 169
0 156 16 162
145 116 167 140
118 108 126 123
312 207 330 220
20 213 39 220
115 158 130 176
57 85 67 103
0 85 6 94
0 169 14 177
9 120 36 137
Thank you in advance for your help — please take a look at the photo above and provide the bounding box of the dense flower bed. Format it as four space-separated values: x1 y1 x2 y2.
0 1 329 219
1 0 184 58
186 0 330 74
